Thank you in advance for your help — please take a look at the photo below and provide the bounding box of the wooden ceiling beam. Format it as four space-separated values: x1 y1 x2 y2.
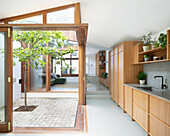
0 23 88 31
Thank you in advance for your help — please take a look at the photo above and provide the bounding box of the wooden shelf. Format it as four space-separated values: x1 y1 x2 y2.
133 59 170 64
138 47 166 55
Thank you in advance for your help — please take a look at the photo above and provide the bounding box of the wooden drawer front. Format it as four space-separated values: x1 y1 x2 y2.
114 47 118 54
119 44 123 52
133 104 147 130
125 99 132 116
133 89 148 110
150 96 170 126
149 115 170 136
125 86 132 101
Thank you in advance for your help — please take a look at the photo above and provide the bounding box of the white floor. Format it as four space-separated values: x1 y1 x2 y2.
0 98 146 136
0 77 146 136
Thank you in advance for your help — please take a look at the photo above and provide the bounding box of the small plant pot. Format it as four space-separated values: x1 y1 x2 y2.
139 80 145 85
143 46 150 52
151 45 156 49
144 57 150 62
153 56 158 61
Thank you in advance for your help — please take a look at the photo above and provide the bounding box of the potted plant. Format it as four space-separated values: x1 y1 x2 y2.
139 32 153 52
152 40 159 49
144 55 150 62
137 71 147 85
158 33 167 49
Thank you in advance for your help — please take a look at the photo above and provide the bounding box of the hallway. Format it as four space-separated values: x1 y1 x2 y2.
87 76 109 92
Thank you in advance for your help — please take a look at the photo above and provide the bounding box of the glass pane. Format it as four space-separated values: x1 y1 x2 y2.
53 60 61 75
72 51 79 58
63 53 70 58
62 60 70 74
0 32 7 123
47 7 75 23
30 55 46 91
9 15 43 24
72 60 79 74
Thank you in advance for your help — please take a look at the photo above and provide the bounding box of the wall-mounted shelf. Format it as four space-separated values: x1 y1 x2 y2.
133 59 170 64
96 50 106 76
138 46 166 55
132 30 170 65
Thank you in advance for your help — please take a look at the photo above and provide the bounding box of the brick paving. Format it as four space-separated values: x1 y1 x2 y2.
13 98 78 128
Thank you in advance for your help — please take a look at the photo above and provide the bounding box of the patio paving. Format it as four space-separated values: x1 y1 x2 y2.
13 97 78 128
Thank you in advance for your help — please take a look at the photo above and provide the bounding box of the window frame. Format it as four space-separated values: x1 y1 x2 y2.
61 50 79 77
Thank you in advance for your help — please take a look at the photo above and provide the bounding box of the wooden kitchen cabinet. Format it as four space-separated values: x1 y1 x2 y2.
118 50 123 108
109 41 143 107
124 86 132 101
125 99 132 116
124 86 133 116
149 114 170 136
150 96 170 126
133 89 148 111
149 96 170 136
113 48 119 103
123 85 170 136
133 104 148 131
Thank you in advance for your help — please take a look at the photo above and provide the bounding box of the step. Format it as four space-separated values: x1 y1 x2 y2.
86 95 111 99
86 91 110 95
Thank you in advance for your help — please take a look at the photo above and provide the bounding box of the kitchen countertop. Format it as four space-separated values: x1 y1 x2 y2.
124 84 170 102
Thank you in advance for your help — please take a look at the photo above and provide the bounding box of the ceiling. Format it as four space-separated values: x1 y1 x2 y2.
0 0 170 49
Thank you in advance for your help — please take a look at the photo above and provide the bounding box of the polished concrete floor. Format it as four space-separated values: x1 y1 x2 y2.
0 76 146 136
87 76 109 92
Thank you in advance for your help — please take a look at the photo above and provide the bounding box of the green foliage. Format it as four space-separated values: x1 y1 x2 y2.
12 31 74 70
153 40 160 48
158 33 167 49
144 55 150 58
152 33 167 49
86 74 90 84
137 71 147 80
139 32 154 46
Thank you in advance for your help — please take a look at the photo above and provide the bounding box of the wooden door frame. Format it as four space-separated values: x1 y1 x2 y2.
0 2 84 94
0 3 87 132
0 27 13 132
0 24 88 133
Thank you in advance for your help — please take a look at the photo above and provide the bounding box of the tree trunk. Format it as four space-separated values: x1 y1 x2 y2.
24 64 27 109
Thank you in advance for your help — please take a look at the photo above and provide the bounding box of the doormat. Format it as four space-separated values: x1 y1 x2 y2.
14 106 38 112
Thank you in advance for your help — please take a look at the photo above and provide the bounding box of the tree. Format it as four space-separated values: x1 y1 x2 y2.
13 31 74 109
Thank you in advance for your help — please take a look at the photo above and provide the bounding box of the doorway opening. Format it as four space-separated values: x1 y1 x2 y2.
0 3 88 133
86 46 110 98
12 29 81 130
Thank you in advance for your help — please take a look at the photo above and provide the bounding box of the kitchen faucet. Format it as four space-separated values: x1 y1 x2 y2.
154 76 167 89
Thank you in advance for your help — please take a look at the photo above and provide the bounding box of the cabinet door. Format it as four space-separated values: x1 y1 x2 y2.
119 51 123 107
110 55 114 99
113 53 118 102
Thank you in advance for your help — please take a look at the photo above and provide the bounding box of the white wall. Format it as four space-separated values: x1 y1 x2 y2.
86 54 96 76
13 41 21 102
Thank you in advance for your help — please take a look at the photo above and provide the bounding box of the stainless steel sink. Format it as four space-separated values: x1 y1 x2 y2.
136 87 152 91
